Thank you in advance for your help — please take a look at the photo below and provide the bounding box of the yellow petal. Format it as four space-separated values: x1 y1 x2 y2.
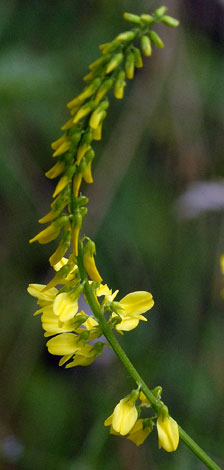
53 257 69 272
112 399 138 436
46 333 79 355
53 175 70 198
53 292 78 322
115 317 139 331
120 291 154 316
52 140 71 157
104 414 113 426
127 419 152 446
51 134 66 150
157 416 179 452
45 161 65 179
29 224 60 244
83 253 102 283
27 284 58 301
96 284 112 297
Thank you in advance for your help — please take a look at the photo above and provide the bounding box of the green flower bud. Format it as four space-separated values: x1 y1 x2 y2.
155 6 167 18
49 231 71 266
123 12 141 25
141 35 152 57
76 195 89 207
95 78 114 104
162 15 179 27
148 30 164 48
73 101 95 124
125 52 135 79
114 70 126 99
105 53 123 74
116 31 136 42
140 14 153 25
133 47 143 68
99 40 120 55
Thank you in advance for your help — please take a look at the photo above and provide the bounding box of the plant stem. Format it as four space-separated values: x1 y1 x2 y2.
77 241 222 470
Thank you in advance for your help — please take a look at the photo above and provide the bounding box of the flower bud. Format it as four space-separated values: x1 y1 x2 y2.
76 129 93 164
125 52 135 79
83 240 102 282
116 31 135 42
61 117 74 131
114 70 126 99
45 160 66 179
94 78 113 104
89 100 109 129
72 211 82 256
148 30 164 48
155 6 167 18
53 165 76 198
29 221 63 244
99 40 120 55
105 53 123 75
73 101 95 124
49 231 71 266
52 140 71 157
133 47 143 68
83 149 95 184
123 13 141 25
162 15 179 27
67 78 101 109
51 134 67 150
140 14 153 25
141 35 152 56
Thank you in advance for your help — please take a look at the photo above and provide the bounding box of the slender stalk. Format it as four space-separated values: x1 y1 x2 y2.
77 241 222 470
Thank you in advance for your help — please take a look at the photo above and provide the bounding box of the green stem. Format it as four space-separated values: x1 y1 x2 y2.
77 242 222 470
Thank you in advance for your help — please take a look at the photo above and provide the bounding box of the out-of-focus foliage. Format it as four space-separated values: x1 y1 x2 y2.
0 1 224 469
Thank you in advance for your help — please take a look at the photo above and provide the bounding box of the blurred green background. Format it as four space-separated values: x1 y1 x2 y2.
0 0 224 469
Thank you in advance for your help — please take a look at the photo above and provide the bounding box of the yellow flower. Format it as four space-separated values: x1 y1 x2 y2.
41 309 77 337
83 240 102 282
127 419 152 446
46 332 85 355
157 415 179 452
113 291 154 331
53 292 79 322
104 392 138 436
29 223 61 244
65 342 104 368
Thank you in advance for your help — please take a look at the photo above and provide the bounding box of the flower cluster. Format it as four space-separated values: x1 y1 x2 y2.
104 388 179 451
28 256 154 368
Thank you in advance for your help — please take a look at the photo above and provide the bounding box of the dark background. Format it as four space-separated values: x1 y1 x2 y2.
0 0 224 469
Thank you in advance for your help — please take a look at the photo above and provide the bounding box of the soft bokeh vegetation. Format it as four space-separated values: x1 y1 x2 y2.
0 1 223 469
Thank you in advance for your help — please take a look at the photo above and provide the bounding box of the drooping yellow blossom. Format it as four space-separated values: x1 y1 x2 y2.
83 240 102 282
127 419 153 446
29 223 61 244
113 291 154 331
104 391 139 436
157 415 179 452
52 140 71 157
